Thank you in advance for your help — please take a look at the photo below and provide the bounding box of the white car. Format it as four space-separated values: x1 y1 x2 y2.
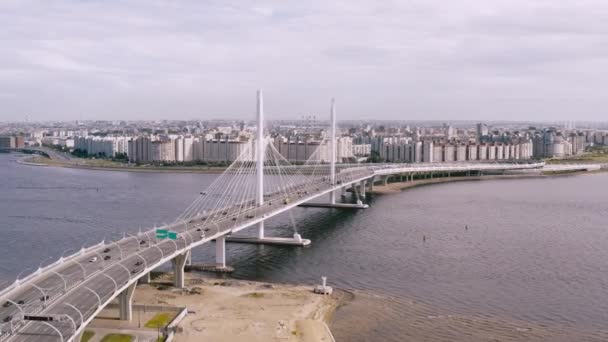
88 257 98 262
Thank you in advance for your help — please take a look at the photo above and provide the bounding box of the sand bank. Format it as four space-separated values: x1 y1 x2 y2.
132 273 340 342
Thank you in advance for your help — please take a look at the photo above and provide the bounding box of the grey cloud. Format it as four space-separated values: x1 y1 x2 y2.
0 0 607 121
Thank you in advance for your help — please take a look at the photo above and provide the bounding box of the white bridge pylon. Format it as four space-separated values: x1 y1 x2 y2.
177 91 366 259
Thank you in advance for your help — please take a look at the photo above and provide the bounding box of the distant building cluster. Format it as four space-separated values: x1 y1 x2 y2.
351 122 608 162
532 129 593 158
72 134 356 164
0 135 25 149
2 119 608 165
127 136 251 163
273 136 354 163
379 140 533 163
74 136 128 157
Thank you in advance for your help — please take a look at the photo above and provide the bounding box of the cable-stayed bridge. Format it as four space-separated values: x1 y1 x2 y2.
0 92 599 342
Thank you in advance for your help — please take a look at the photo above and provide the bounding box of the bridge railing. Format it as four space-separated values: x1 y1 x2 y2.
0 241 106 303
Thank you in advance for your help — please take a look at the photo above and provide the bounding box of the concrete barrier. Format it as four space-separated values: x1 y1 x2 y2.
165 307 188 342
105 303 183 313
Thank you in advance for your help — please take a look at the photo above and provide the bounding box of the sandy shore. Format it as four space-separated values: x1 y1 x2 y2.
133 273 340 342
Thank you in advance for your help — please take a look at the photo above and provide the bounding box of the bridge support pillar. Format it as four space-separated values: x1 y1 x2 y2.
119 282 136 321
216 235 226 268
257 221 265 239
138 272 151 284
172 250 190 289
360 180 366 197
341 186 347 198
368 177 375 192
329 191 336 204
383 176 389 186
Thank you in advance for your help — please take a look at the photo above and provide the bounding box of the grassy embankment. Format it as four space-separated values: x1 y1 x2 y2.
80 331 95 342
99 334 133 342
144 312 174 329
546 146 608 164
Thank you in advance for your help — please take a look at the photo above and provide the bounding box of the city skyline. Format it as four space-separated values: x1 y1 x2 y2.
2 1 608 121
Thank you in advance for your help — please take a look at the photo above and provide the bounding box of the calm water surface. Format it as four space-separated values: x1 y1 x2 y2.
1 153 608 334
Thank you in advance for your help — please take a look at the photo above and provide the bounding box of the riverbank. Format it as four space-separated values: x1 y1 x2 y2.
20 155 228 173
15 159 49 167
133 273 340 342
368 171 596 194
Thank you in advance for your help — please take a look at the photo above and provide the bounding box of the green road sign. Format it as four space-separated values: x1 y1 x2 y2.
156 229 168 239
156 228 177 240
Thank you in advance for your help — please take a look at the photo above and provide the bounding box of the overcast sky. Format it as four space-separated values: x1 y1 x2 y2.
1 0 607 122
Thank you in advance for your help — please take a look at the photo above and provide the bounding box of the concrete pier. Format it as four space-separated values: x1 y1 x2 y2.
118 282 136 321
216 235 226 269
360 180 367 197
172 250 190 289
299 202 369 209
226 233 311 246
368 176 375 192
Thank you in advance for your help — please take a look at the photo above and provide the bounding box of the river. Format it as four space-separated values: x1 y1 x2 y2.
1 153 607 340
